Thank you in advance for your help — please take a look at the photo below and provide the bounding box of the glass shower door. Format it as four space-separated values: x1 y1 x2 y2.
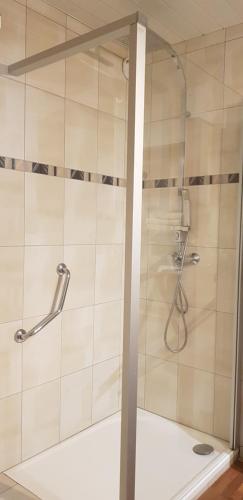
136 20 242 500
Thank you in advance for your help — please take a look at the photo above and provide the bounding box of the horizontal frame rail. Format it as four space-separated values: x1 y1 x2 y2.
6 12 146 76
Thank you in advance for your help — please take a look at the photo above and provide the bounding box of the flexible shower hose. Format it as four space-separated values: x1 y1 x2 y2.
164 232 189 353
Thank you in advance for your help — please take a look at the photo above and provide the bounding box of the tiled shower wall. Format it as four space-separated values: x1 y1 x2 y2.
139 25 243 442
0 0 127 472
1 0 243 474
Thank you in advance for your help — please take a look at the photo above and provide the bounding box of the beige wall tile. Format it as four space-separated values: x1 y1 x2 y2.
145 357 178 420
139 300 147 355
0 247 24 323
144 64 152 124
0 78 25 159
185 110 223 177
143 122 151 178
25 173 64 245
64 180 96 245
138 354 146 408
60 368 92 440
213 375 231 441
152 48 170 64
95 245 123 304
66 30 99 109
27 0 66 26
0 170 24 246
148 187 182 246
217 249 236 313
0 395 21 472
177 365 214 433
65 100 98 172
0 321 22 398
25 86 65 167
64 245 95 309
215 312 234 378
183 246 218 310
147 244 178 303
151 58 184 121
186 29 225 52
146 300 179 362
22 380 60 459
224 86 243 108
61 306 93 376
96 185 125 244
188 185 220 247
186 58 224 113
66 17 89 35
22 315 61 390
187 43 225 82
92 357 120 423
99 48 127 120
97 112 126 178
26 9 65 96
219 184 239 249
150 118 184 180
178 308 216 372
140 244 148 300
24 245 63 318
142 189 150 246
226 23 243 41
240 385 243 446
93 301 123 363
0 0 26 67
225 38 243 99
222 106 243 174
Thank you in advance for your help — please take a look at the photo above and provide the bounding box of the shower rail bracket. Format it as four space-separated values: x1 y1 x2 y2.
14 263 70 343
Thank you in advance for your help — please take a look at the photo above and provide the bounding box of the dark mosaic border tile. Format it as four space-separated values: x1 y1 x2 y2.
32 163 49 175
0 156 126 188
143 172 240 189
0 156 239 189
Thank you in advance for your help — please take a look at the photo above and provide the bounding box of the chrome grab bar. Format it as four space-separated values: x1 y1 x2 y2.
14 263 70 343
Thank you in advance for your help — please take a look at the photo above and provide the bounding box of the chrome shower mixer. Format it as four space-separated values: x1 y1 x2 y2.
163 187 200 353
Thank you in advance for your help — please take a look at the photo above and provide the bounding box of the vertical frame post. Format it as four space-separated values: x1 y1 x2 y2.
229 118 243 452
120 20 147 500
230 171 243 451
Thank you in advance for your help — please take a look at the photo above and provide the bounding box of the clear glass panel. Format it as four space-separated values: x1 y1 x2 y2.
137 27 241 499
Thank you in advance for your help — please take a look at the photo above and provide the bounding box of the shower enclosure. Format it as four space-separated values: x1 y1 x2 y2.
0 5 242 499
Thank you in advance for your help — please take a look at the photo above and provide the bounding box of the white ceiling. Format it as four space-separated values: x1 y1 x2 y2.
45 0 243 43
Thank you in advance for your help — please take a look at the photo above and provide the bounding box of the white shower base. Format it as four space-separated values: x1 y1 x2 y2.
7 409 235 500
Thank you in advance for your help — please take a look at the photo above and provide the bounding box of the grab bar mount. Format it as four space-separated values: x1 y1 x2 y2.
15 263 70 343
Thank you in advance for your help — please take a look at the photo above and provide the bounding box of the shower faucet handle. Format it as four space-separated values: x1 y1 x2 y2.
173 251 200 267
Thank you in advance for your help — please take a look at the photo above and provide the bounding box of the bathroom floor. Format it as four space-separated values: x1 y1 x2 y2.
6 410 234 500
199 461 243 499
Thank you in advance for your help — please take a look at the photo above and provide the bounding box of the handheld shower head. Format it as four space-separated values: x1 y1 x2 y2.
180 188 191 229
